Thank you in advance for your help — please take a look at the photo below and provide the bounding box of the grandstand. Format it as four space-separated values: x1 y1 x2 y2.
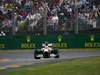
0 0 100 35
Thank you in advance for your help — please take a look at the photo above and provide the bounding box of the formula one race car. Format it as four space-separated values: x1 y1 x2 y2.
34 42 59 59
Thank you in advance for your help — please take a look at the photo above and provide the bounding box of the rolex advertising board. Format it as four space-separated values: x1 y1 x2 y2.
0 34 100 49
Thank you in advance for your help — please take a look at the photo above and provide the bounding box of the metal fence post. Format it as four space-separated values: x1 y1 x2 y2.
43 1 47 35
75 0 79 34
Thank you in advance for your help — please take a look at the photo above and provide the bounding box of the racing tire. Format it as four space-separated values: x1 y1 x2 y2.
52 50 60 58
55 54 60 58
34 50 41 59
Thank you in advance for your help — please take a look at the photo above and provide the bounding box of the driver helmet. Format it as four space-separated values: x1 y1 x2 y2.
45 42 48 46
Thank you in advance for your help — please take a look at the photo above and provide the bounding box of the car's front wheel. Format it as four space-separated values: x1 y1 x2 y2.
55 54 60 58
34 50 41 59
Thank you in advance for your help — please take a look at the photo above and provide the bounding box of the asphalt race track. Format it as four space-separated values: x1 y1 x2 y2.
0 50 100 70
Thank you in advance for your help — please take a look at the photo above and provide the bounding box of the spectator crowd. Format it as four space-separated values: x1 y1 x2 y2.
0 0 100 35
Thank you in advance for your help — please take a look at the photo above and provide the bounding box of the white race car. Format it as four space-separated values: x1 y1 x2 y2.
34 43 59 59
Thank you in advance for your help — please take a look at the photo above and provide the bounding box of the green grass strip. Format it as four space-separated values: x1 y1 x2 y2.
3 56 100 75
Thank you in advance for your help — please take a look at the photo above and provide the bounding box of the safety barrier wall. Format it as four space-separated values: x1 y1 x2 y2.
0 34 100 50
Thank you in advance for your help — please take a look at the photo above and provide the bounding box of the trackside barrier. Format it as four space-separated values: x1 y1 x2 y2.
0 34 100 50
